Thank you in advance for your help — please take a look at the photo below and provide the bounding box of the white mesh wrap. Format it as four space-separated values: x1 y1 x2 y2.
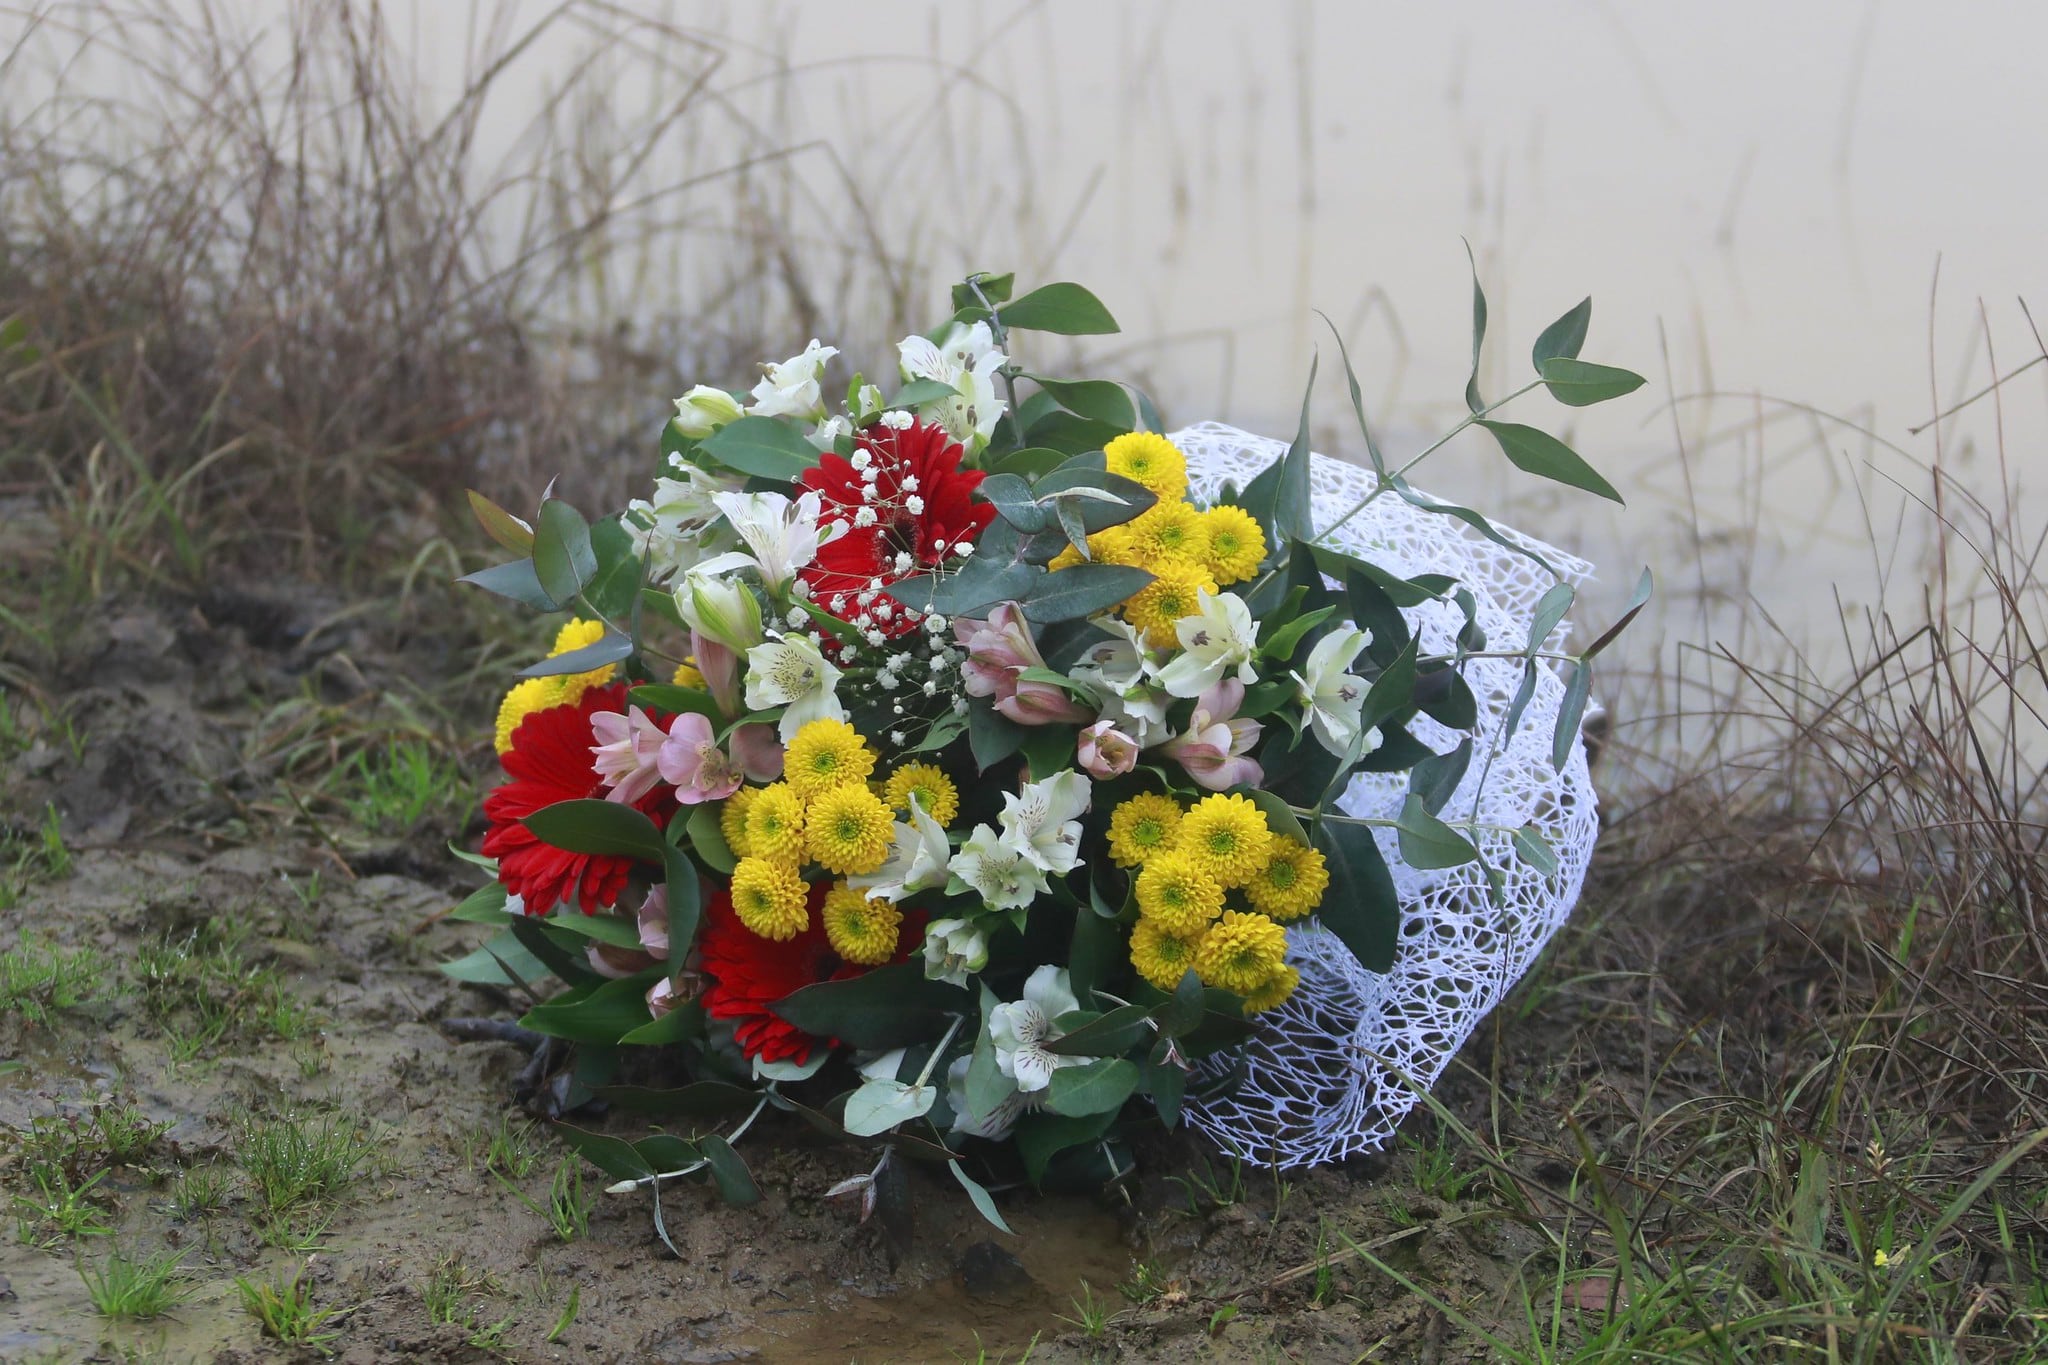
1169 422 1599 1168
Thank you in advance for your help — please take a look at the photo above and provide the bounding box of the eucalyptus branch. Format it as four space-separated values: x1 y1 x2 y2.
1315 380 1544 544
916 1015 968 1090
604 1093 771 1194
966 275 1024 436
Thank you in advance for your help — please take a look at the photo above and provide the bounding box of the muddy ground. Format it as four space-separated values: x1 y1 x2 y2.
0 583 1596 1364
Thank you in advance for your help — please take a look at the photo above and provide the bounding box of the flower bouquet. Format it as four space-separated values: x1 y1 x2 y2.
445 271 1647 1236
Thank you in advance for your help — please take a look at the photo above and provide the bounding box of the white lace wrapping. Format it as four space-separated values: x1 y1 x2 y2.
1170 422 1600 1168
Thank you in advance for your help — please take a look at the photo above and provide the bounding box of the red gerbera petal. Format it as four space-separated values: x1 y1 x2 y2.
482 683 676 915
798 419 996 637
697 885 928 1065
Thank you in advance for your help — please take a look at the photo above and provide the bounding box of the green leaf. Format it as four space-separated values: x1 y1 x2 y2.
1503 660 1540 743
1030 465 1156 532
1054 496 1090 556
1363 639 1418 729
523 800 665 862
968 702 1027 773
1463 241 1489 414
771 963 971 1050
952 271 1015 312
1023 409 1126 456
1150 970 1207 1037
1239 355 1319 544
662 845 703 959
1016 1110 1117 1186
447 882 511 925
627 684 720 720
468 490 534 554
949 1160 1014 1235
581 517 645 622
1583 567 1654 659
1018 563 1152 623
1531 297 1592 368
698 415 819 480
549 1123 655 1182
1320 311 1388 477
1476 420 1624 504
1019 724 1076 783
619 1005 704 1046
459 559 559 612
1238 788 1309 846
1511 826 1560 876
440 926 548 985
1260 604 1336 662
966 986 1009 1124
1387 475 1561 579
1408 737 1473 817
684 802 737 875
1312 822 1400 972
1552 661 1593 771
886 556 1039 618
520 973 660 1043
520 632 634 678
1142 1060 1187 1128
1045 1058 1141 1117
508 916 601 985
1394 794 1479 870
540 910 642 950
889 377 960 407
991 446 1067 480
1539 356 1646 407
978 473 1050 533
1030 376 1135 430
1043 1004 1152 1057
843 1077 938 1137
1000 282 1120 335
1527 582 1576 656
532 499 597 607
597 1080 760 1116
697 1136 762 1207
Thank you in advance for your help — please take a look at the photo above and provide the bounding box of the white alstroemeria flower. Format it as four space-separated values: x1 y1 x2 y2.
1155 590 1261 698
996 770 1091 876
807 413 853 451
1292 626 1381 758
744 633 846 741
748 338 838 420
674 571 765 654
671 384 745 437
897 321 1008 450
694 490 843 596
851 794 953 903
988 965 1084 1093
624 467 744 582
946 823 1048 911
1071 618 1173 747
922 917 990 987
850 381 886 424
945 1055 1035 1141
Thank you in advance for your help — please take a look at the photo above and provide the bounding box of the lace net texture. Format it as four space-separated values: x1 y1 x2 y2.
1170 422 1600 1168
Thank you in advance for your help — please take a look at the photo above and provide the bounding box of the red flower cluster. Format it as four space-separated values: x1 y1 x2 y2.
798 419 995 637
697 887 926 1065
482 684 676 915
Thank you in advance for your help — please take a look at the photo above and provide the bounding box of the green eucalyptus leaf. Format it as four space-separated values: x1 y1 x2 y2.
1312 821 1400 972
549 1123 655 1182
889 377 960 408
1030 376 1136 429
1583 567 1654 659
1042 1004 1152 1057
1387 474 1560 579
978 473 1050 533
1552 661 1593 771
949 1160 1014 1234
991 446 1067 480
770 963 971 1050
533 499 597 606
1407 737 1473 817
468 490 535 554
1539 356 1645 407
952 272 1015 311
698 1135 762 1206
1531 297 1592 368
1016 1110 1117 1187
1511 826 1561 876
1476 420 1624 504
1463 242 1489 414
968 701 1027 773
1018 563 1152 623
1320 311 1388 476
520 632 634 678
1045 1058 1140 1117
460 558 559 612
1527 582 1576 655
1394 794 1479 870
685 802 737 874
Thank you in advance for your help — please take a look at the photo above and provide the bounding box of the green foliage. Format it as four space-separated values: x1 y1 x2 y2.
136 923 318 1061
79 1248 192 1320
0 933 105 1024
237 1268 346 1349
334 738 469 835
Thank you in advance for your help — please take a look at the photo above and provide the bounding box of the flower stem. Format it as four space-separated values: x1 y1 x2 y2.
1314 380 1543 545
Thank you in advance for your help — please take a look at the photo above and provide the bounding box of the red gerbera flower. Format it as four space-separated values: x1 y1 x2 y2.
798 418 996 637
482 683 677 916
697 885 926 1065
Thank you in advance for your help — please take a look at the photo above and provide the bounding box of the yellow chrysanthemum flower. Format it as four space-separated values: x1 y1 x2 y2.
719 786 760 859
1048 543 1084 572
821 883 903 965
1107 793 1184 867
1121 559 1219 647
730 857 810 941
1195 909 1289 995
1200 504 1267 585
1239 962 1300 1014
549 616 618 702
1125 500 1210 568
742 783 807 865
1180 793 1275 889
493 677 565 755
672 658 706 690
883 763 959 828
1244 837 1330 921
783 718 877 799
803 784 895 875
1134 852 1226 934
1104 431 1189 500
1129 916 1205 992
1087 524 1141 566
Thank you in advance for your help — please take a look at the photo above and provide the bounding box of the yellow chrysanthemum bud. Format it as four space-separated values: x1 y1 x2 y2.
883 763 960 828
719 786 760 859
1134 852 1225 934
821 883 903 965
1129 916 1205 992
783 718 878 800
1199 504 1267 585
730 858 810 941
1121 559 1219 648
1195 910 1289 996
1179 793 1274 889
1104 431 1189 500
742 784 807 866
1239 962 1300 1014
803 784 895 876
1107 793 1184 868
493 677 565 755
1244 837 1329 921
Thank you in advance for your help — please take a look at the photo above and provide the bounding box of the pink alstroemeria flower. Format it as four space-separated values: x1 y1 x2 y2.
956 601 1094 727
690 629 744 717
727 722 786 783
657 712 744 804
1076 718 1139 778
590 705 668 804
1160 679 1264 791
585 883 674 979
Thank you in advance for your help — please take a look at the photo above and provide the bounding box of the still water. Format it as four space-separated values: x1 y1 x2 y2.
18 1 2048 675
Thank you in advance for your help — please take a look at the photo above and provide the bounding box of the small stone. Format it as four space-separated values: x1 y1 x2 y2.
956 1239 1033 1299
